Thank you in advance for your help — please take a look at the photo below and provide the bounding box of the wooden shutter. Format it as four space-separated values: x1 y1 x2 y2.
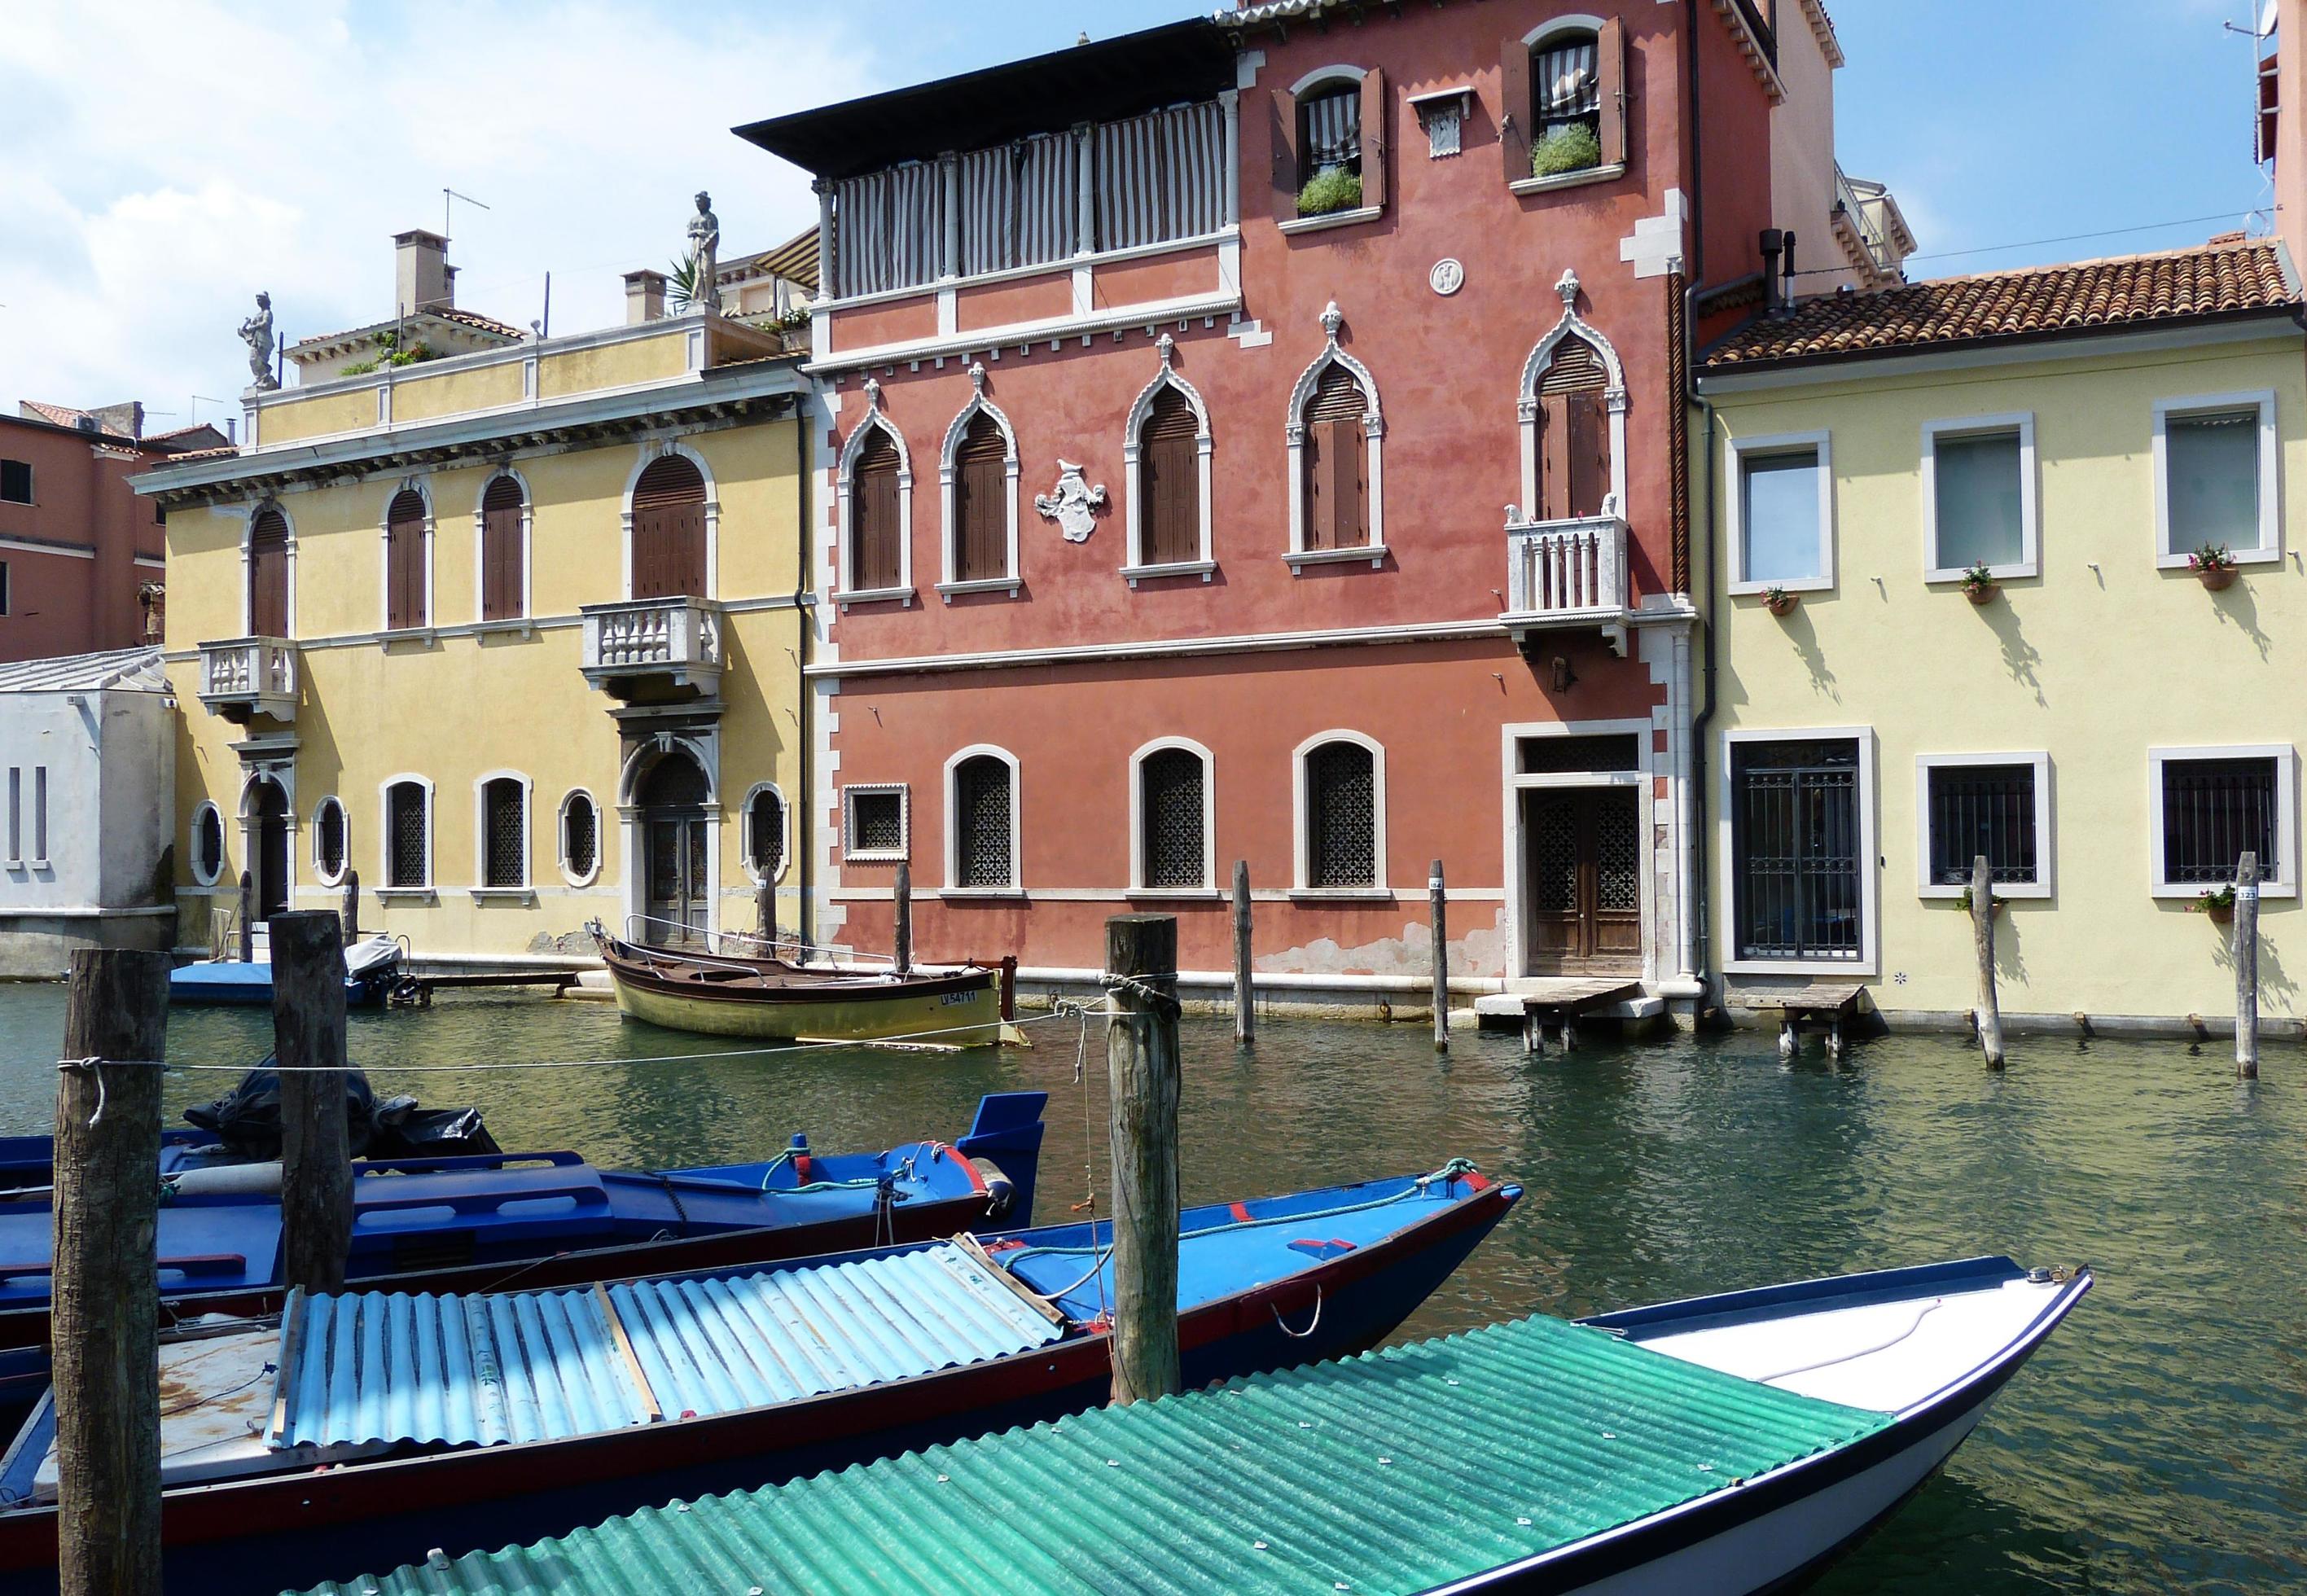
1566 392 1609 518
850 432 901 591
248 509 289 637
481 474 524 621
385 490 425 630
954 414 1007 583
1269 89 1301 217
1141 389 1200 566
1303 367 1366 550
1358 68 1387 211
631 455 706 599
1537 394 1571 521
1499 39 1533 180
1595 15 1626 170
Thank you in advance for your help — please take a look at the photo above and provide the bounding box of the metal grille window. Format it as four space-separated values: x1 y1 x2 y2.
386 781 428 889
844 787 907 861
193 805 224 884
563 793 599 881
1305 741 1376 888
1926 763 2038 886
747 787 786 880
953 756 1015 888
314 798 347 884
1139 748 1207 888
2160 756 2279 884
482 778 526 888
1732 739 1863 962
1297 85 1361 182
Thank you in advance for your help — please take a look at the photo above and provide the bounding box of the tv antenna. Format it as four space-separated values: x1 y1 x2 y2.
443 187 490 240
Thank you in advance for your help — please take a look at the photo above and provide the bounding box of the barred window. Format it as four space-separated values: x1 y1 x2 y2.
1925 762 2040 886
1305 741 1377 888
562 791 599 883
386 781 428 888
482 778 526 888
2160 755 2280 885
1138 748 1208 889
746 787 786 881
314 797 348 884
192 803 224 884
844 786 907 862
953 755 1015 888
1731 738 1864 963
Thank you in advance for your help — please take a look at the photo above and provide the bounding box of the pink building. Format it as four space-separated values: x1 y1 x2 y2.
741 1 1895 1015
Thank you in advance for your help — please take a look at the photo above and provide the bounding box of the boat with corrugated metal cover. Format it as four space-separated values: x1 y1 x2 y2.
286 1254 2092 1596
0 1161 1517 1594
0 1091 1047 1411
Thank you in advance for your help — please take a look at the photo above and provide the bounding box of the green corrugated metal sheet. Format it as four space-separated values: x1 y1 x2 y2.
296 1313 1892 1596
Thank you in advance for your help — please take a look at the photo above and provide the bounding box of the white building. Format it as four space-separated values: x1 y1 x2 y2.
0 648 175 976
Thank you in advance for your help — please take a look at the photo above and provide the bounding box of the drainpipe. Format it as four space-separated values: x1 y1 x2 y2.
1682 0 1721 1017
794 406 814 955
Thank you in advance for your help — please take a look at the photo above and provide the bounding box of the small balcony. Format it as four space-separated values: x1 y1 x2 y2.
580 596 723 699
1500 513 1631 656
196 637 299 723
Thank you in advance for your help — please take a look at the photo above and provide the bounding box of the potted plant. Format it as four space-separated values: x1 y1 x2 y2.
1959 562 2000 605
1530 122 1603 178
1760 585 1800 617
1955 884 2004 918
2194 884 2237 923
1296 166 1363 218
2187 543 2237 591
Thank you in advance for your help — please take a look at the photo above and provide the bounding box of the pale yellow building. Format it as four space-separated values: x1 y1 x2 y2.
1694 237 2305 1031
139 235 818 965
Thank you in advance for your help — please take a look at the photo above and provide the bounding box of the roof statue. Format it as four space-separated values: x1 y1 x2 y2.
687 193 722 314
239 292 279 391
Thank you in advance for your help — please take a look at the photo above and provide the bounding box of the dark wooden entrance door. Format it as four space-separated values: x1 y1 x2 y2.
1524 786 1642 973
251 779 291 920
638 752 710 945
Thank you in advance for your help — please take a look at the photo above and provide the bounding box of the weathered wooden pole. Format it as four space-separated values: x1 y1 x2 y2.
1430 859 1450 1054
893 860 913 975
1105 914 1182 1405
340 868 359 944
1230 859 1254 1046
53 948 170 1596
1971 854 2005 1071
2235 851 2260 1080
756 879 775 950
236 868 254 962
272 911 353 1294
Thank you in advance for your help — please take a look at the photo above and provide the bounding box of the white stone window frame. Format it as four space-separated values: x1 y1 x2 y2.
1921 414 2038 584
1284 304 1387 570
472 465 536 625
2151 390 2282 568
241 498 297 638
557 787 603 888
942 744 1023 895
189 799 226 887
833 389 917 607
619 438 721 601
841 782 910 863
378 475 437 635
471 770 533 897
376 773 436 897
1717 726 1879 976
1726 430 1836 595
1127 736 1217 895
739 780 792 886
1121 337 1217 585
1291 730 1389 897
934 366 1022 600
1913 752 2053 901
2147 743 2298 899
309 794 351 888
1515 274 1629 524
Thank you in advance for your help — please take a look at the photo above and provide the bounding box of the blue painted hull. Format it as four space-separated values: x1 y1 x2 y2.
167 963 394 1006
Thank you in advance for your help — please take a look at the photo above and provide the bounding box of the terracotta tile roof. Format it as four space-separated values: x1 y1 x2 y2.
428 306 523 337
1703 239 2299 370
291 305 522 351
18 400 135 439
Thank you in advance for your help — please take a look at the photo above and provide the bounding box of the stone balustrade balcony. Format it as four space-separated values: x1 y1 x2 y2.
580 596 724 699
195 637 300 723
1500 511 1631 656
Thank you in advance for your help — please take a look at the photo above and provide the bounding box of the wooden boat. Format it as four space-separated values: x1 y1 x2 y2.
589 923 1011 1046
169 931 404 1007
0 1163 1517 1594
279 1253 2086 1596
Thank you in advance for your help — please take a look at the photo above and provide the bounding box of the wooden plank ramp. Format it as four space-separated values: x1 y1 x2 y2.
1514 978 1643 1055
1740 980 1870 1059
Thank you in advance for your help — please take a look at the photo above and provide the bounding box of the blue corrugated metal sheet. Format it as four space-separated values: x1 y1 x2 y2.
298 1312 1893 1596
271 1243 1062 1449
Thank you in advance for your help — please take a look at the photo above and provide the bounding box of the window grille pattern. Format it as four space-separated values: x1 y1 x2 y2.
564 794 599 879
1305 742 1376 888
958 134 1076 276
849 429 903 591
1732 740 1862 962
639 752 709 810
1139 388 1200 567
1532 796 1579 913
1518 734 1642 774
194 806 224 882
834 161 944 297
1095 100 1226 252
1927 764 2038 885
2162 756 2278 884
847 789 906 857
386 782 428 888
748 788 785 879
315 799 346 882
483 778 525 888
1299 86 1361 180
1595 797 1640 911
953 756 1014 888
1139 748 1207 888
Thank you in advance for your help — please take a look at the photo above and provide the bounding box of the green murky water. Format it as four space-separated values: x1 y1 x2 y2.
0 984 2300 1592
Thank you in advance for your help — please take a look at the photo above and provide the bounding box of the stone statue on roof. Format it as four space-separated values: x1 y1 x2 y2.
687 192 722 314
239 292 279 391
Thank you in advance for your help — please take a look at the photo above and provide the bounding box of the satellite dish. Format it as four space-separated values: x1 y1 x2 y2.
2261 0 2278 37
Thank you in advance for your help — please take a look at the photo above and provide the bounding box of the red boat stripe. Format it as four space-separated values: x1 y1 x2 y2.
1229 1202 1252 1223
1461 1171 1491 1191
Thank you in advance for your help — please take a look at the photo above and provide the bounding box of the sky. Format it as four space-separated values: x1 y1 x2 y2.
0 1 2279 427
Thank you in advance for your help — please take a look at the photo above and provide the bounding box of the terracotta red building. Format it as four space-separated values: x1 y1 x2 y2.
740 0 1899 1015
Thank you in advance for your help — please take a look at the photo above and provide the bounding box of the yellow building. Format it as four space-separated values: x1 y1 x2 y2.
1693 237 2305 1031
139 236 818 966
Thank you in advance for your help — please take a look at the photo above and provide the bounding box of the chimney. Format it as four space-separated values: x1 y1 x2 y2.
624 269 668 326
2274 1 2307 266
394 228 451 317
1759 228 1784 313
1781 230 1798 309
92 401 143 440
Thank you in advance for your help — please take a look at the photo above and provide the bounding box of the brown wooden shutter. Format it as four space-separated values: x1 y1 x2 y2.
1357 67 1387 211
1270 90 1301 217
1303 368 1366 550
1596 15 1626 170
386 489 426 629
249 509 289 637
954 414 1007 583
850 432 901 591
1566 393 1610 518
631 455 707 599
1538 337 1605 394
1330 419 1367 548
481 474 524 621
1499 39 1533 180
1141 389 1200 566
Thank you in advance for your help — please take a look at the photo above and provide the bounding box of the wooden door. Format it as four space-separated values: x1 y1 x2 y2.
252 781 290 919
646 817 709 946
1523 786 1642 973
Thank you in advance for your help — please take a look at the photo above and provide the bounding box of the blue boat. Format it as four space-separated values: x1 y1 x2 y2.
168 932 406 1006
0 1161 1517 1592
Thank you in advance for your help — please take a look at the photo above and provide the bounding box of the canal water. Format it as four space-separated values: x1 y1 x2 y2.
0 984 2300 1593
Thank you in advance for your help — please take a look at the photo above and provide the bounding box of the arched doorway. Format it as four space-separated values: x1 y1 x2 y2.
638 751 710 945
247 778 292 923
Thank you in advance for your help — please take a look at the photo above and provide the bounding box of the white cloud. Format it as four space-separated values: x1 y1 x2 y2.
0 0 876 427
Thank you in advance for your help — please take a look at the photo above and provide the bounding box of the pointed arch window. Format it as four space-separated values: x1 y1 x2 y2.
937 373 1020 598
1123 345 1213 582
1516 279 1629 531
384 488 429 630
479 473 528 621
839 402 914 603
629 454 708 599
1286 309 1385 566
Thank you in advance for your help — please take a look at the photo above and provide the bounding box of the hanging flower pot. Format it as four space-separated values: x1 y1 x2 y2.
2195 885 2236 923
1958 562 2000 605
1761 586 1800 618
2189 543 2238 590
2196 566 2236 592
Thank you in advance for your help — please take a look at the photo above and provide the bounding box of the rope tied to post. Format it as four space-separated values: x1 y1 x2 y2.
1099 971 1182 1020
54 1055 166 1129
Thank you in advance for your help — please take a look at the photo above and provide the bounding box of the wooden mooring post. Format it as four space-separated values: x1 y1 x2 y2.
1431 860 1450 1054
893 861 913 975
2235 851 2260 1080
236 868 253 962
1106 914 1182 1405
340 869 359 945
757 879 775 950
1231 859 1254 1046
54 948 170 1596
272 911 353 1294
1971 855 2005 1071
